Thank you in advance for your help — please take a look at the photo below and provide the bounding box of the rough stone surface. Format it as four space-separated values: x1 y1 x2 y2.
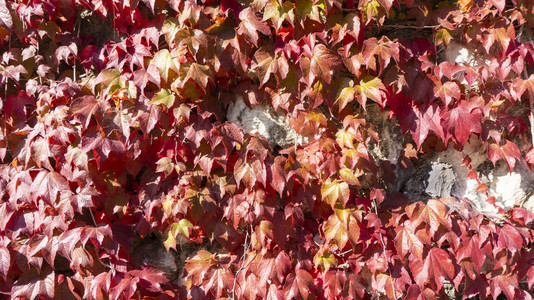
226 96 305 148
424 163 456 198
366 103 534 215
366 105 404 163
393 135 534 214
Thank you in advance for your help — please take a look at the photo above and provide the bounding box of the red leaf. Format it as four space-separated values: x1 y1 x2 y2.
410 199 452 237
0 0 12 30
413 248 455 291
308 44 341 84
238 7 271 46
496 224 523 256
5 90 35 117
111 273 139 300
434 81 461 106
285 270 314 299
30 170 70 206
487 140 521 173
0 245 9 280
269 156 286 196
490 274 518 300
133 64 161 92
395 222 425 261
442 101 481 145
11 269 55 300
258 251 291 285
323 270 346 299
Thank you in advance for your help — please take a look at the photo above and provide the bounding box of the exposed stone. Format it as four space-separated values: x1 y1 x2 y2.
366 105 404 163
226 96 305 148
424 163 456 199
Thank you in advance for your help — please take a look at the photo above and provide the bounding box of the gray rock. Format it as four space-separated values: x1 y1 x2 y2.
424 163 456 198
226 96 305 148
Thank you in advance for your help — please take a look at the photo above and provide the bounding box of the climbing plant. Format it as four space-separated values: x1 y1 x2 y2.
1 0 534 298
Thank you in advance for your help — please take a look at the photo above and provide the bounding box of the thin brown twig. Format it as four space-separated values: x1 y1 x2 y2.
232 225 251 300
380 24 439 29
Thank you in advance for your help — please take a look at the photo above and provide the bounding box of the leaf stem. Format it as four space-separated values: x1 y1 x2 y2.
373 201 398 299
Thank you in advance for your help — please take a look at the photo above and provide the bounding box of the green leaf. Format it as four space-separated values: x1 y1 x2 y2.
150 89 176 108
321 179 350 208
94 69 124 95
314 247 338 271
164 219 194 251
356 76 386 107
151 49 180 83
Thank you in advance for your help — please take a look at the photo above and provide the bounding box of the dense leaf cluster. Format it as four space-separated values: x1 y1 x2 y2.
2 0 534 298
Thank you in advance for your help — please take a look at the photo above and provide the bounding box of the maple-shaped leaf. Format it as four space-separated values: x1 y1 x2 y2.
334 207 361 246
203 266 235 299
234 158 266 188
110 273 139 300
80 225 112 247
284 270 314 300
309 44 341 84
314 246 338 271
70 96 109 129
395 222 425 261
164 219 193 251
457 234 487 274
323 214 348 249
410 199 451 237
361 37 400 71
56 42 78 65
483 27 511 53
11 268 55 300
321 179 350 208
134 64 161 92
94 69 124 95
356 76 386 107
185 250 216 286
496 224 523 256
0 0 12 31
150 89 176 108
183 63 211 90
442 101 482 145
490 273 518 300
434 81 461 107
336 78 356 111
151 49 180 83
399 103 445 148
322 270 346 299
258 251 291 285
413 248 455 292
253 47 277 86
238 7 271 46
81 129 126 164
129 267 168 293
30 170 70 206
487 140 521 173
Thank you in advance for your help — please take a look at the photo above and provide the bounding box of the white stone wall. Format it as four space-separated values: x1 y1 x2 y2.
226 96 305 148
